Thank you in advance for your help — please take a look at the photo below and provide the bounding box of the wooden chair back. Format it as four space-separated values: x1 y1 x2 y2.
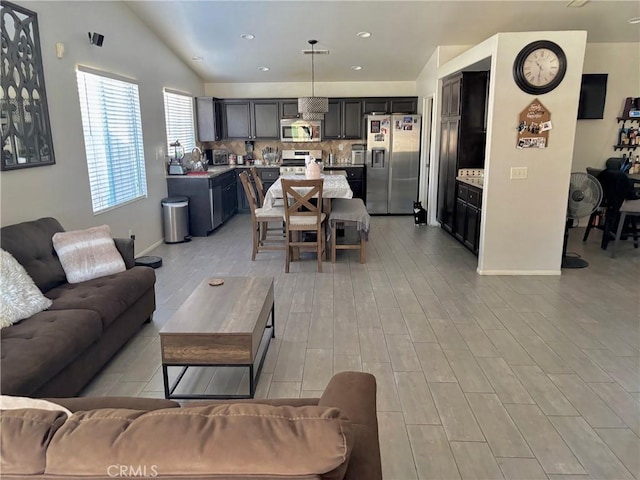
250 167 265 206
239 171 259 218
281 178 324 229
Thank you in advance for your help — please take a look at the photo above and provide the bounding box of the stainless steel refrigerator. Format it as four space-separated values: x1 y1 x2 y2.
366 114 421 214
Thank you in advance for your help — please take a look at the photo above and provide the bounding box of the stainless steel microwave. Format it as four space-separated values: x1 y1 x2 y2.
280 119 322 142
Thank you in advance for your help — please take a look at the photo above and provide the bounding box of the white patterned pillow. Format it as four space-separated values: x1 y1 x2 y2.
52 225 125 284
0 249 53 328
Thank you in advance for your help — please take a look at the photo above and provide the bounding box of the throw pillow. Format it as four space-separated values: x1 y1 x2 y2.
52 225 125 284
0 249 53 328
0 395 72 417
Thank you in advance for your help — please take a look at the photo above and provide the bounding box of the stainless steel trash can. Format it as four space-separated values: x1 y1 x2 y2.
161 196 189 244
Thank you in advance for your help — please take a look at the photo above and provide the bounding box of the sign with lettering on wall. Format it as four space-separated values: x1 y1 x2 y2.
516 99 552 149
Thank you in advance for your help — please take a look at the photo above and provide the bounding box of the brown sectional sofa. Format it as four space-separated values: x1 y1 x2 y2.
0 217 156 397
1 372 382 480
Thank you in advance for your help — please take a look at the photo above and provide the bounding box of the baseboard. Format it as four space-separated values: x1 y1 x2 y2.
137 239 164 257
476 269 561 276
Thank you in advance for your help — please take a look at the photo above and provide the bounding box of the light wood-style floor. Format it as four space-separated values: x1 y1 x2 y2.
82 215 640 480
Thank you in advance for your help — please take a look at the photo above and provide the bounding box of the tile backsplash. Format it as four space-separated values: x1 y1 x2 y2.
201 139 363 164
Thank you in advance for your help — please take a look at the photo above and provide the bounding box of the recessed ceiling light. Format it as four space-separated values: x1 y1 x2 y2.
258 66 270 72
191 56 203 62
351 65 362 71
628 17 640 24
566 0 588 6
356 32 371 38
241 33 255 40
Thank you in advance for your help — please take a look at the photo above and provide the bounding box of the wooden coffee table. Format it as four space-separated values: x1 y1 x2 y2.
160 276 275 399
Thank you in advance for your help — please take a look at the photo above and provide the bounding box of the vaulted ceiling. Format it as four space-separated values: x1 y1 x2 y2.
126 1 640 83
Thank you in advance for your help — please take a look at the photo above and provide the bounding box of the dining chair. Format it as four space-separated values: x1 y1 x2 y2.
610 199 640 257
281 178 325 273
238 171 285 260
250 166 284 209
329 198 370 264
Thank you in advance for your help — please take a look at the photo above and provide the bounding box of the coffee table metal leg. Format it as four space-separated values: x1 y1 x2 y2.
162 365 170 399
249 364 255 398
271 303 275 338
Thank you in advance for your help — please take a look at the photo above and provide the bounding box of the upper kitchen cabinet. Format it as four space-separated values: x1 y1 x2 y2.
362 97 418 114
362 99 388 114
281 100 300 118
324 99 363 140
441 76 461 117
222 99 280 140
195 97 223 142
390 97 418 114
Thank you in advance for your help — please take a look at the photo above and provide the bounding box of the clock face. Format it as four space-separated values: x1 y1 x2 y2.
513 41 567 94
522 48 561 87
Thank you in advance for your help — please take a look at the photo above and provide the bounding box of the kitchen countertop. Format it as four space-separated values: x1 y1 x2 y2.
456 176 484 188
166 164 364 180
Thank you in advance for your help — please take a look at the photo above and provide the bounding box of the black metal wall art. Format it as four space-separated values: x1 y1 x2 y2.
1 1 55 170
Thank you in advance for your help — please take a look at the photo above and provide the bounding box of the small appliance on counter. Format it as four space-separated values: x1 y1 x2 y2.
210 149 229 166
351 144 366 165
167 140 187 175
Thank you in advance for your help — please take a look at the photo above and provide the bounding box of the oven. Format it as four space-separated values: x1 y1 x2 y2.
279 149 323 175
281 119 322 142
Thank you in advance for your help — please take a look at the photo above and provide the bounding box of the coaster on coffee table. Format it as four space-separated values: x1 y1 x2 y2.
209 278 224 286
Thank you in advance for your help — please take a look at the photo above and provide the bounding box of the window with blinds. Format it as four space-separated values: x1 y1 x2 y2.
76 67 148 214
163 90 195 155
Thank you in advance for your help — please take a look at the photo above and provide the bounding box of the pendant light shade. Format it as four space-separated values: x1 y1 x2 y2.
298 39 328 119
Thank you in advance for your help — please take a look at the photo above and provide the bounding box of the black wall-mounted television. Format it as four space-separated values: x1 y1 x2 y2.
577 73 608 119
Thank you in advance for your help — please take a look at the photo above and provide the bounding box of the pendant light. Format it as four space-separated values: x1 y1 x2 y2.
298 39 328 121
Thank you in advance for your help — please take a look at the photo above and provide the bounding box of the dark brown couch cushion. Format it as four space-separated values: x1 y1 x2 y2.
45 404 352 479
0 408 67 474
46 266 155 329
0 309 103 396
0 217 66 293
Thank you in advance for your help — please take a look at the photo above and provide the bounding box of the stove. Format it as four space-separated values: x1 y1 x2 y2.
279 149 323 175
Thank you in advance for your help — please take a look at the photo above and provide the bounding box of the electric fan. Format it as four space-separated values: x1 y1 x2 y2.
562 172 603 268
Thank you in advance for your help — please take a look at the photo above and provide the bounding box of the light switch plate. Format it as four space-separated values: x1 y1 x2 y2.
510 166 528 179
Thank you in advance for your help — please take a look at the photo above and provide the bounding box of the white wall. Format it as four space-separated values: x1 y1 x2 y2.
0 1 204 253
205 81 415 98
572 42 640 172
479 31 587 275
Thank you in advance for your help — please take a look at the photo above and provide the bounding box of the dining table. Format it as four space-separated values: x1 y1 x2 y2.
262 171 353 260
262 171 353 210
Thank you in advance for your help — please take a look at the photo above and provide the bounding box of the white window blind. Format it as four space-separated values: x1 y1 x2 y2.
163 89 195 154
76 68 147 214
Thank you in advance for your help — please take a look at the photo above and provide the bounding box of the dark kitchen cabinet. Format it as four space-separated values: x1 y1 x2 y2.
362 97 418 114
195 97 223 142
167 171 237 237
167 177 216 236
259 168 280 193
281 100 300 118
390 98 418 114
236 169 252 214
436 72 488 236
324 99 363 140
454 181 482 255
218 171 237 222
363 99 388 114
222 100 280 140
437 118 459 233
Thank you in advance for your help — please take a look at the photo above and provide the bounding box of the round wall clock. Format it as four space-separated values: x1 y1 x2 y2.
513 40 567 94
